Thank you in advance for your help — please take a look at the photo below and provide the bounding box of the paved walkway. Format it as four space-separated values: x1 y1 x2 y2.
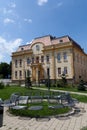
0 102 87 130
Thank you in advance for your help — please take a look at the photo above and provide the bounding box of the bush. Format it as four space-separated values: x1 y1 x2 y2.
45 80 51 88
56 79 67 88
51 84 56 88
0 82 4 89
25 77 32 88
56 74 67 88
5 83 10 87
77 80 85 91
61 74 67 85
56 80 63 87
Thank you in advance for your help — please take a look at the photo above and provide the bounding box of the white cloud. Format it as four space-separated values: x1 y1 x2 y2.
0 37 22 62
37 0 48 6
9 2 16 8
3 18 15 24
26 39 34 45
24 18 32 23
3 8 13 14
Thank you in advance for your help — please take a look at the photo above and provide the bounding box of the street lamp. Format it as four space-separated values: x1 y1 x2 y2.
47 64 50 93
25 71 26 87
38 70 40 87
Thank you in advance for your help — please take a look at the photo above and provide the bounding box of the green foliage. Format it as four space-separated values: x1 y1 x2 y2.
0 74 3 79
25 77 32 88
5 83 10 87
0 82 4 89
0 62 11 78
45 80 51 89
56 79 63 87
10 102 70 117
77 80 85 91
51 84 56 88
71 94 87 103
56 74 67 88
1 85 87 102
0 86 33 100
61 74 67 85
56 79 67 88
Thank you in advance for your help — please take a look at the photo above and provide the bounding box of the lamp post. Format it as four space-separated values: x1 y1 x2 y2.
47 64 50 93
25 71 26 87
38 70 40 87
48 71 50 92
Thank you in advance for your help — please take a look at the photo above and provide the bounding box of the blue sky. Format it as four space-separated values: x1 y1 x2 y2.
0 0 87 63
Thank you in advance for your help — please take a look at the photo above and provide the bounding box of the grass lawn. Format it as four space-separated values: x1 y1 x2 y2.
10 102 70 118
0 85 71 117
38 85 87 93
1 85 87 117
71 94 87 103
0 85 87 102
0 86 33 100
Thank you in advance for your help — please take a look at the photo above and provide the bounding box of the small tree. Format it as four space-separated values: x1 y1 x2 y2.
0 82 4 89
77 79 85 91
61 73 67 87
56 74 67 88
25 77 32 88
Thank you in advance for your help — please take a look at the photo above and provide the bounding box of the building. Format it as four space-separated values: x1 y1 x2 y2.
12 35 87 84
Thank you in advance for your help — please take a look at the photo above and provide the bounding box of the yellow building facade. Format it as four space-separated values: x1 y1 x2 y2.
12 35 87 84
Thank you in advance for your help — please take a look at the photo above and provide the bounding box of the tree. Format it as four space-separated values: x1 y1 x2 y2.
25 76 32 88
77 79 85 91
61 73 67 86
0 62 11 78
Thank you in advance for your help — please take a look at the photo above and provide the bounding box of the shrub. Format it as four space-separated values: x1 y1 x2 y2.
25 77 32 88
51 84 56 88
5 83 10 87
77 80 85 91
0 82 4 89
56 79 67 88
61 74 67 85
45 80 51 88
56 80 63 87
56 74 67 88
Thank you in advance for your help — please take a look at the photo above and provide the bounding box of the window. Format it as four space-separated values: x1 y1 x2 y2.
27 70 30 77
36 45 40 51
25 71 26 78
19 70 22 78
32 57 34 63
58 68 61 75
36 57 39 63
19 59 22 67
63 52 67 61
46 55 49 63
41 56 44 63
15 60 18 68
59 39 63 43
15 71 17 79
27 58 31 65
64 67 68 74
21 48 24 51
57 53 61 62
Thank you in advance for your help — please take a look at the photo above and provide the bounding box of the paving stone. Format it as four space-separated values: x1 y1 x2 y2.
1 103 87 130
